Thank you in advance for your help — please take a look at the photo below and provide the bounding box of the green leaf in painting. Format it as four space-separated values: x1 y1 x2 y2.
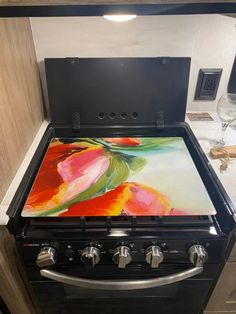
104 137 180 152
126 155 146 174
105 154 129 190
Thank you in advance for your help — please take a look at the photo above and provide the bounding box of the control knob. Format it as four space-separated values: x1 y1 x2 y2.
145 245 164 268
81 246 100 268
189 245 208 267
36 246 56 268
113 246 132 269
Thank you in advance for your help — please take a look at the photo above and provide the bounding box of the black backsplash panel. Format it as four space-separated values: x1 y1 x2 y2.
45 57 191 126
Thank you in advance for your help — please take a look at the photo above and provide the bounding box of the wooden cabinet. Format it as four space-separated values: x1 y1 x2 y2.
228 242 236 262
0 17 43 314
205 243 236 314
0 18 43 201
0 227 39 314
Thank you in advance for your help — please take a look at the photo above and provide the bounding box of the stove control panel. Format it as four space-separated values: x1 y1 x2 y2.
26 238 220 269
113 246 132 269
145 245 164 268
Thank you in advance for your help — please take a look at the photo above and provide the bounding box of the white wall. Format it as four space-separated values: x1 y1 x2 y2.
30 15 236 112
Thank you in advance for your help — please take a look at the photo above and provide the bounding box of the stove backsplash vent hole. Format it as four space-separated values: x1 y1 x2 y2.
97 112 139 120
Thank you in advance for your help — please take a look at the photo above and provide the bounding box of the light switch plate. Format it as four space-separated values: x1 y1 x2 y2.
194 68 222 100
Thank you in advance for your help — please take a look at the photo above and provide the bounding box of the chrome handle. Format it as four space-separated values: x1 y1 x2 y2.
40 266 203 290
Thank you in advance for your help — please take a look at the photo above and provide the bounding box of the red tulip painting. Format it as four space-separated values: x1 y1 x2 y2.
21 137 216 217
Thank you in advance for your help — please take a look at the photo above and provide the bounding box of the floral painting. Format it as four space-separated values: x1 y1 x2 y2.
21 137 216 217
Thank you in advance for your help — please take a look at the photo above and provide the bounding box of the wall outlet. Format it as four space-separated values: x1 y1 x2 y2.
194 68 222 100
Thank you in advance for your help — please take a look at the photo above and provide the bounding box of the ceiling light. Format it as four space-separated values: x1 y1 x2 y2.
103 14 137 22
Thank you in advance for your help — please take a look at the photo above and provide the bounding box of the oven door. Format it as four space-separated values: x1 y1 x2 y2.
31 264 217 314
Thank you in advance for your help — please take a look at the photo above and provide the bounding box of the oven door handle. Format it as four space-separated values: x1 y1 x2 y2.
40 266 203 290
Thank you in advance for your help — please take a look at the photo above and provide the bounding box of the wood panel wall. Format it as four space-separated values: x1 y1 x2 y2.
1 0 236 5
0 226 40 313
204 242 236 313
0 18 44 201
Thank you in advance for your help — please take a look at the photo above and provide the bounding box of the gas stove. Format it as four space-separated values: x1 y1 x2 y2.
7 57 236 314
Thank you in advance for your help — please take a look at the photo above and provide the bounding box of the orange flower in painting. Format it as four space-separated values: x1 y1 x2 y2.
25 141 86 207
124 183 171 216
24 140 110 216
60 182 171 217
60 184 131 217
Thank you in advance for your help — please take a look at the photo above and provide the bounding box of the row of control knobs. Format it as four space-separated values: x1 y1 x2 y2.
81 246 163 269
36 244 208 269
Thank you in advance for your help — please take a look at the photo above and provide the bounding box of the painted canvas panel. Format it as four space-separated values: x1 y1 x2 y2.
21 137 216 217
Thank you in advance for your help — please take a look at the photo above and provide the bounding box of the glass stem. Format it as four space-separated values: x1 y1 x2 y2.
219 122 228 145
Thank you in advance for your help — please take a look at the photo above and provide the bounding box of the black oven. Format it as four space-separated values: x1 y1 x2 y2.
8 57 236 314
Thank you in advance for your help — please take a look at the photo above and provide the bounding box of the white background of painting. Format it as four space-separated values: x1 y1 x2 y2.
128 138 216 215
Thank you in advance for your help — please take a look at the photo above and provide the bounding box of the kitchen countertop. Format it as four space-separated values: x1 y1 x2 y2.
0 112 236 225
0 120 49 225
186 112 236 212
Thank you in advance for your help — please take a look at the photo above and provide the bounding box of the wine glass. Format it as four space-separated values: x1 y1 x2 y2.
217 93 236 145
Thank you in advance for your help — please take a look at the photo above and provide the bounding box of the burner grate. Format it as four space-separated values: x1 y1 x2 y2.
30 215 213 230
